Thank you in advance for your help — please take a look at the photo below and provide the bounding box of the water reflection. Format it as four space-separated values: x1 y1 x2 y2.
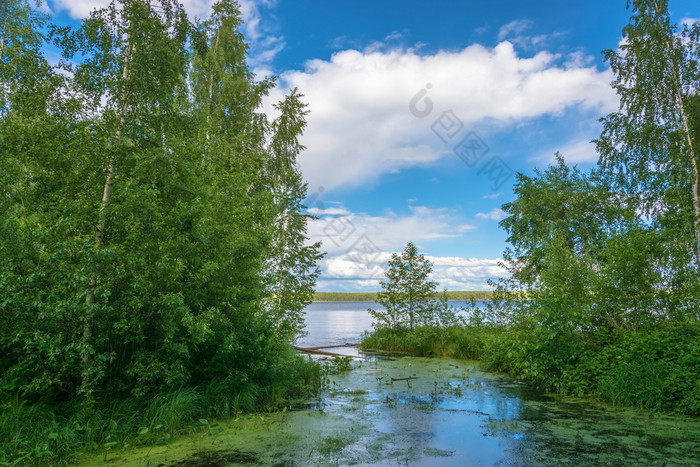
297 301 379 348
298 300 482 348
297 302 699 465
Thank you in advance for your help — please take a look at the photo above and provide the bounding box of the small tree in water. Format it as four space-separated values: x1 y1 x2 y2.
369 241 440 331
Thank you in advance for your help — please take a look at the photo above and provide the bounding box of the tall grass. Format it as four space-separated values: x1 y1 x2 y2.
0 352 323 465
361 325 492 360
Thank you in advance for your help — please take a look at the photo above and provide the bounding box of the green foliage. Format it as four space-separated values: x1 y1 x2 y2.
0 350 321 464
263 90 324 341
592 324 700 414
324 356 354 374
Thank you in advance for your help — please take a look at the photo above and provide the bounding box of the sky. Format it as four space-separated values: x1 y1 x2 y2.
40 0 700 292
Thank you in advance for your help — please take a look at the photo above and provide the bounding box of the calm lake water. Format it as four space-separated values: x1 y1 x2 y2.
296 300 479 348
88 301 700 466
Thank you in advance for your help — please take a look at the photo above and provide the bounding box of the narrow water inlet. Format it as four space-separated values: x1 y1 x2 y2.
80 356 700 466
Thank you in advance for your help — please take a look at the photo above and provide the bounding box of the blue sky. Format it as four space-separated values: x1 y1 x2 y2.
41 0 700 291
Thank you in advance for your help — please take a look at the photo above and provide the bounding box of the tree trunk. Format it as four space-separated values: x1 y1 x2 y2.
0 16 7 60
205 23 221 142
275 212 289 329
81 35 134 390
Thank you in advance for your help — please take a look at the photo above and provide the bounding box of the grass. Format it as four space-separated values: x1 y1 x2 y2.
313 291 494 302
360 325 492 360
0 351 323 466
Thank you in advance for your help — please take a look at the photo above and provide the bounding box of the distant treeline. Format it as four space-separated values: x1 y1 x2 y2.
313 291 494 302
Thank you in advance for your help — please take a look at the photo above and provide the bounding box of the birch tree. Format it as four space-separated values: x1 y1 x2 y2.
597 0 700 268
264 90 323 341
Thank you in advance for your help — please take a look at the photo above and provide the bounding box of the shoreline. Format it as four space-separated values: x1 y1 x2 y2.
312 291 494 302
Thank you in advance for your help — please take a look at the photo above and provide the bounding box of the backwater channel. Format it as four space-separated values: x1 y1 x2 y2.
85 301 699 466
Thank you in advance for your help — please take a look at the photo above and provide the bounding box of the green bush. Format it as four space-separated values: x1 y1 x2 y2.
593 324 700 414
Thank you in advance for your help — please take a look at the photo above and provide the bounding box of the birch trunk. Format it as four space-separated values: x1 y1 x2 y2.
82 34 134 388
0 13 7 60
205 24 221 142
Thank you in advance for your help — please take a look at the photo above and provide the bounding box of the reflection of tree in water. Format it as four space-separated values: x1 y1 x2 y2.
371 367 530 464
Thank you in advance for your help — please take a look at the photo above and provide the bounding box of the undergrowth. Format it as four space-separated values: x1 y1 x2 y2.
0 350 322 466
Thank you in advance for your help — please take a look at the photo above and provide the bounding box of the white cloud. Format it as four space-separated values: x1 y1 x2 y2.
49 0 216 20
430 257 508 291
307 206 350 216
533 138 598 164
325 257 388 280
384 31 404 42
481 192 503 199
476 208 507 221
309 204 510 291
497 19 534 41
457 224 477 232
317 253 508 291
308 204 469 258
266 41 617 192
497 18 564 50
308 203 484 286
681 17 699 27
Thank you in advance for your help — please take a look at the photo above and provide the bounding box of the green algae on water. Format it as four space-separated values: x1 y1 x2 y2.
77 355 700 466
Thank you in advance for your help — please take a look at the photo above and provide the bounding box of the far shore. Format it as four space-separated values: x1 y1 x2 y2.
312 291 494 302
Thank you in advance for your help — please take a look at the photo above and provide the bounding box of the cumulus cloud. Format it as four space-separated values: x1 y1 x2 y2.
475 208 507 221
429 257 508 291
533 138 599 164
309 203 473 282
308 204 467 259
307 206 350 216
266 41 617 192
309 204 508 291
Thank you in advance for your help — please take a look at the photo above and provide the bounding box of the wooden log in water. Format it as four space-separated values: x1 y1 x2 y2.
303 343 356 350
293 346 355 358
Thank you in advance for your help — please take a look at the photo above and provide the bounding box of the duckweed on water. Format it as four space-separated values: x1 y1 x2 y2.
77 353 700 466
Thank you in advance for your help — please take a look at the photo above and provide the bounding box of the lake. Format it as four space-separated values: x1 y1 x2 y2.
297 300 479 348
89 301 700 466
